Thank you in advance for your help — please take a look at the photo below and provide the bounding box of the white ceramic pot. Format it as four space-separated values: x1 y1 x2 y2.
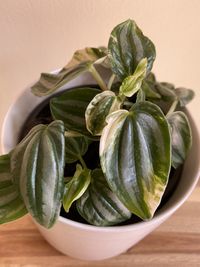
1 72 200 261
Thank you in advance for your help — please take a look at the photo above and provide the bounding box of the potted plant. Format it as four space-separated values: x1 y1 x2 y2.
1 19 200 261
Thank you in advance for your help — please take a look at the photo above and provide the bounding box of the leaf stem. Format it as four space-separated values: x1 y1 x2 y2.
166 100 178 117
107 74 116 90
78 155 87 169
89 64 108 91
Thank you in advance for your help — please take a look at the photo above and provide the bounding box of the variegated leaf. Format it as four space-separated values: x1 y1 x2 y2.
100 102 171 220
76 169 131 226
66 47 108 68
119 58 147 97
63 164 91 212
167 111 192 168
50 87 100 136
31 47 107 96
108 19 156 80
11 121 65 228
85 91 121 136
65 131 89 163
0 154 27 224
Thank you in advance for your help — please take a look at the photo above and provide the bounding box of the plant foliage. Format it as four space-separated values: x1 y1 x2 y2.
0 19 194 228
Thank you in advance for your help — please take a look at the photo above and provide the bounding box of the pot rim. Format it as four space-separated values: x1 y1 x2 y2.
1 77 200 233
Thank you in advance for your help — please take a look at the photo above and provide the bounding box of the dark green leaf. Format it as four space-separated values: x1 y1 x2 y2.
63 164 91 212
100 102 171 220
160 82 175 91
144 75 176 102
146 72 156 83
108 19 156 80
85 91 121 135
175 87 195 106
11 121 65 228
167 111 192 168
50 87 100 136
31 64 89 97
31 47 107 96
10 124 44 185
76 169 131 226
119 58 147 97
0 154 27 224
65 131 89 163
154 82 177 102
141 81 161 99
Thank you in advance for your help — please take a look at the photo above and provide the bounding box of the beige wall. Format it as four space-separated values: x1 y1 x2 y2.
0 0 200 148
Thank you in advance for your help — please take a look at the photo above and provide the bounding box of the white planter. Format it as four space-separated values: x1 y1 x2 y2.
1 72 200 261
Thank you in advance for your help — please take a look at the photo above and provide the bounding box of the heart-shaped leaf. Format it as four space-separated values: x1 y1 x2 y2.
100 102 171 220
167 111 192 168
50 87 100 136
11 121 65 228
108 19 156 80
31 47 107 96
76 169 131 226
85 91 121 135
0 154 27 224
63 164 91 212
119 58 147 97
65 131 89 163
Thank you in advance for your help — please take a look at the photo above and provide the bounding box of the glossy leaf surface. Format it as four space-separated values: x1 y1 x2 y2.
0 154 27 224
167 111 192 168
63 164 91 212
65 131 89 163
50 87 100 136
100 102 171 220
108 19 156 80
31 47 107 96
119 58 147 97
76 169 131 226
85 91 121 135
11 121 65 228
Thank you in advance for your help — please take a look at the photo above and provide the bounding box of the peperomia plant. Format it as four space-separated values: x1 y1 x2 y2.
0 19 194 228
